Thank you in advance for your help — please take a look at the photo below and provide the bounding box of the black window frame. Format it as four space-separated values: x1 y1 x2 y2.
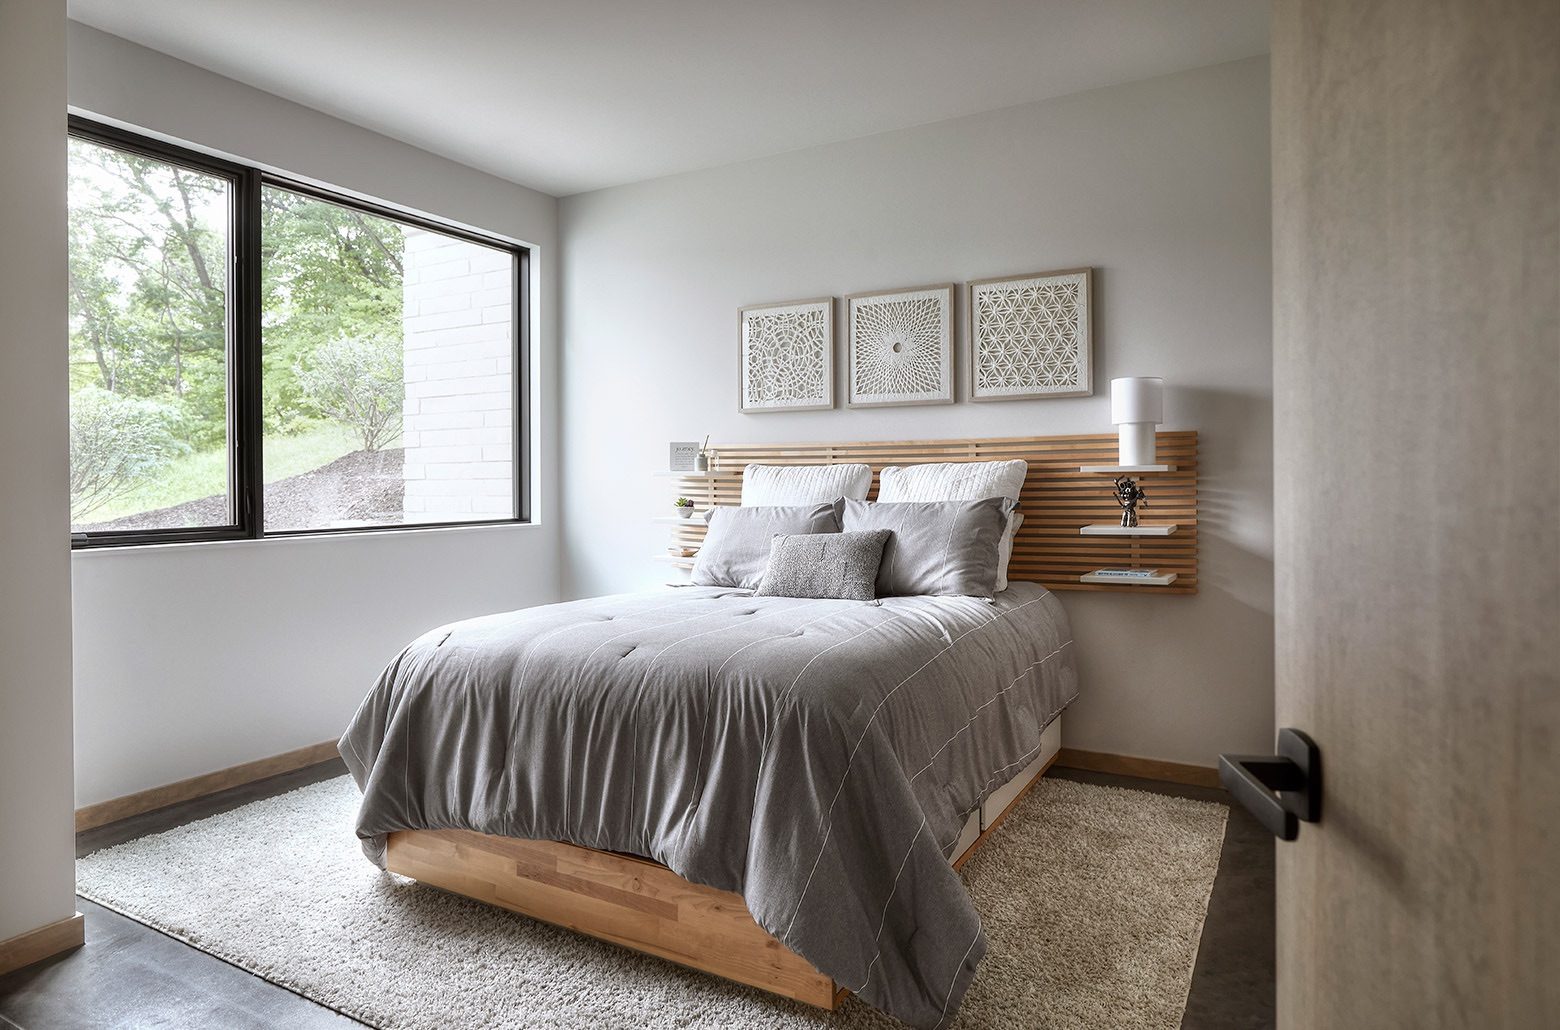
67 116 531 549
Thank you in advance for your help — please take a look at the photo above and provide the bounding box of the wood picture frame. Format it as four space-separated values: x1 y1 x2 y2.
967 268 1093 402
845 283 955 408
737 297 835 413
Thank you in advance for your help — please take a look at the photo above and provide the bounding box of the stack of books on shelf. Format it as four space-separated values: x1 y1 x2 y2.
1080 566 1179 586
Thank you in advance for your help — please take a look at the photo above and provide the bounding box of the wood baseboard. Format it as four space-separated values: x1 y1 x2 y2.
1054 747 1223 788
0 914 84 977
75 740 341 833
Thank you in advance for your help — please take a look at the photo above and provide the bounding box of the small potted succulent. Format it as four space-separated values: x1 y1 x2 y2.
673 496 697 519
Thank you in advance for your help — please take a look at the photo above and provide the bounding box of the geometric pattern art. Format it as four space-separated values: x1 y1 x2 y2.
968 268 1093 401
738 297 834 412
846 284 954 407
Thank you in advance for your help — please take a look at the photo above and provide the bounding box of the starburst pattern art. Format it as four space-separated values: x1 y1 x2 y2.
969 270 1092 400
847 285 953 407
739 299 833 412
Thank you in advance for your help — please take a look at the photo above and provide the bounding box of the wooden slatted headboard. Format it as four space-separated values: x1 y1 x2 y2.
667 431 1198 594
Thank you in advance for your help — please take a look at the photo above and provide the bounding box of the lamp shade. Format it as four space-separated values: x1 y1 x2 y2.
1111 377 1164 425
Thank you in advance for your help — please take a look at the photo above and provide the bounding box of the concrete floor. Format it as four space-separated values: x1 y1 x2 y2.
0 761 1274 1029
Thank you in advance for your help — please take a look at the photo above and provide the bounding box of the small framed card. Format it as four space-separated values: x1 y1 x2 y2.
668 441 700 472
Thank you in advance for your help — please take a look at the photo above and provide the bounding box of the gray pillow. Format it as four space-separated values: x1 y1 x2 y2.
841 497 1010 599
753 530 892 601
692 503 841 589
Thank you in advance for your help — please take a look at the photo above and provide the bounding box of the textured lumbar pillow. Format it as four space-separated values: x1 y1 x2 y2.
740 463 872 507
842 496 1011 599
692 503 841 589
753 530 892 601
877 459 1028 591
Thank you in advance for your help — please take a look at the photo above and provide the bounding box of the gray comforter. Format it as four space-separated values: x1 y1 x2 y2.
340 583 1077 1028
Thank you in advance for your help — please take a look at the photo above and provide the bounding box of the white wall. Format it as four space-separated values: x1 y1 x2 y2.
559 57 1274 766
0 0 77 942
67 23 562 807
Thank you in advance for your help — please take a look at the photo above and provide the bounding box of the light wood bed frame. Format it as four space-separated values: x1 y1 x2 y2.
387 433 1192 1007
387 740 1060 1011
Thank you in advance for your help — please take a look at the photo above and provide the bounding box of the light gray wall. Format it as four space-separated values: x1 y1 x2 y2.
0 0 77 942
559 57 1274 766
67 24 563 806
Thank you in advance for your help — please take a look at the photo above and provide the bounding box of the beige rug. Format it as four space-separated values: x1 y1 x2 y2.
76 775 1226 1029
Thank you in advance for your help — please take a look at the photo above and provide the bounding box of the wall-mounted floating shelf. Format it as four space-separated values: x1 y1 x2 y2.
653 554 697 568
653 470 725 478
1080 571 1179 586
1079 523 1179 537
652 514 710 525
1078 464 1178 473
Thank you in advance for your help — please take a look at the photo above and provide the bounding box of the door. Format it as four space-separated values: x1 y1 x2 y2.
1271 1 1557 1026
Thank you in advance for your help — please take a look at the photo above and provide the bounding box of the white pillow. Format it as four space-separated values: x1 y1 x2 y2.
740 463 872 507
877 459 1029 591
877 459 1028 503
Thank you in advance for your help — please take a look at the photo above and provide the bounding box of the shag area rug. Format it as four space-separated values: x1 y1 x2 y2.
77 776 1226 1029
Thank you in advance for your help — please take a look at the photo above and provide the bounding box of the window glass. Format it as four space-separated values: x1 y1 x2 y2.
67 137 233 532
260 187 516 530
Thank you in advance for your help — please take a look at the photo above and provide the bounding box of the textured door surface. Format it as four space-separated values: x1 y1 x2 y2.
1272 1 1558 1026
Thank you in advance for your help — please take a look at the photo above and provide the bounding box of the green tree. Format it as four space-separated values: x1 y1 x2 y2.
66 139 409 523
260 189 404 435
68 140 229 446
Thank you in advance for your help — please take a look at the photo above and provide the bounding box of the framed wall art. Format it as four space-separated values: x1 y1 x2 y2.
845 283 954 408
737 297 835 413
967 268 1093 401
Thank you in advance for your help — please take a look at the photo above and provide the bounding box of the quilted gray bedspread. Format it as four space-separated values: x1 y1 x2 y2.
340 584 1077 1028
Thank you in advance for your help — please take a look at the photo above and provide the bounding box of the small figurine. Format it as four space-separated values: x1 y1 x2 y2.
1113 475 1148 528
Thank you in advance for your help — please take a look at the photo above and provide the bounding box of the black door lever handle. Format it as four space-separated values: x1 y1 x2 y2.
1218 728 1321 841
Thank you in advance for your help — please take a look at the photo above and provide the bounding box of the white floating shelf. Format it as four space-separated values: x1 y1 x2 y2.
652 554 697 566
1079 523 1179 537
1080 571 1179 586
653 470 724 478
652 514 710 525
1079 464 1177 473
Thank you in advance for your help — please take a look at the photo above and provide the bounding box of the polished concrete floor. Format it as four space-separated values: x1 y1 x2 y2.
0 762 1274 1029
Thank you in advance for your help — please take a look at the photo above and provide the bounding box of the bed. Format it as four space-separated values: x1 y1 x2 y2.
338 433 1196 1027
341 584 1076 1028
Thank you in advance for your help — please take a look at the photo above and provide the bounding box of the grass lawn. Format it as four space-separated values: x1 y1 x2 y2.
84 422 365 523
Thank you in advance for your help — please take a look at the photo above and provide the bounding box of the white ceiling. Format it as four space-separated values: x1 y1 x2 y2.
68 1 1269 197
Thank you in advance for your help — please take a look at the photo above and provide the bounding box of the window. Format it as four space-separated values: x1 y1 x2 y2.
67 135 238 535
67 118 528 547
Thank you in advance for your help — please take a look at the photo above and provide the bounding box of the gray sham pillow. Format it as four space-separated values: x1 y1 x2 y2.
692 503 842 589
841 497 1011 599
753 530 892 601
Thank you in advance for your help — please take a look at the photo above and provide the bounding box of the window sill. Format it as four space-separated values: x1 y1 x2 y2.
70 518 543 555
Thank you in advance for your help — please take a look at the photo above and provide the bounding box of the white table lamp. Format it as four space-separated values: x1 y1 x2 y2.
1111 377 1164 467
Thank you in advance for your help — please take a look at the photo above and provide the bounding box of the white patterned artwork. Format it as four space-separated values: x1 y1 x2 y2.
738 298 834 413
967 268 1093 401
846 284 955 407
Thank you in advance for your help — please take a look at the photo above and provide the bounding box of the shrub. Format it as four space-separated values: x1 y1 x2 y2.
69 386 181 521
296 336 404 452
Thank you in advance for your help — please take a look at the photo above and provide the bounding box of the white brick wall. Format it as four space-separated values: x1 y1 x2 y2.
402 228 515 522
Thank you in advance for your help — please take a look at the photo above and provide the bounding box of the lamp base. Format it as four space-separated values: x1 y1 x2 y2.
1118 423 1157 467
